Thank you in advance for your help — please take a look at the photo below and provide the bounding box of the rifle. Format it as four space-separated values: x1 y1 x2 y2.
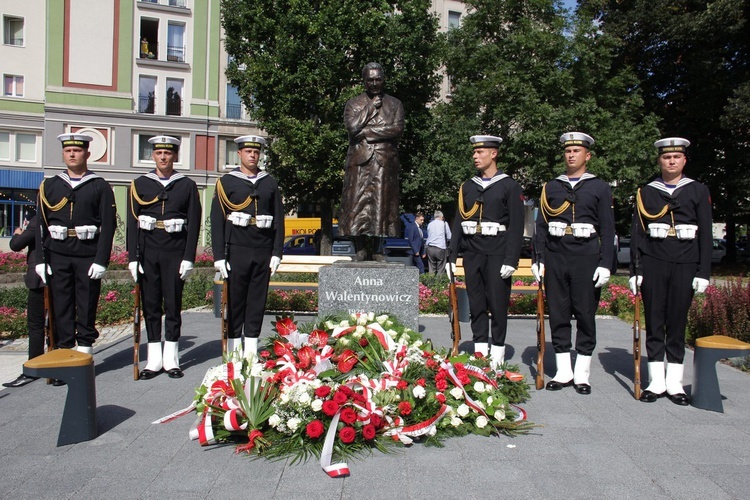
133 281 141 381
535 276 546 390
220 278 229 355
42 250 55 384
633 289 641 400
447 262 461 356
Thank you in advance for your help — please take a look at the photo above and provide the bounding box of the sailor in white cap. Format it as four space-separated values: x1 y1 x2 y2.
127 135 201 379
629 137 711 405
211 135 284 360
448 135 524 370
533 132 616 395
34 133 116 373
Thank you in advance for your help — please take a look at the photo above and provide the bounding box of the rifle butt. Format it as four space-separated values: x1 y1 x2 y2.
133 283 141 381
535 286 545 390
633 294 642 400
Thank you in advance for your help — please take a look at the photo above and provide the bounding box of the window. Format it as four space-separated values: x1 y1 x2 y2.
166 78 183 116
448 11 461 29
136 133 185 168
226 84 242 119
167 23 185 62
16 134 36 162
3 16 23 46
139 18 159 59
0 130 39 164
138 75 156 113
0 132 10 160
3 75 24 97
224 139 239 168
138 134 155 161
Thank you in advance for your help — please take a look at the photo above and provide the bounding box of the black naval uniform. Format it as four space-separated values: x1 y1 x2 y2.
127 171 201 343
35 172 116 349
449 173 524 346
535 173 615 355
630 177 712 363
10 216 45 360
210 169 284 339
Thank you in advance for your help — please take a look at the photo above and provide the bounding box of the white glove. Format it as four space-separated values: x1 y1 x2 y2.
35 263 51 284
179 260 194 280
446 262 457 277
214 259 230 279
629 275 643 295
592 266 610 288
531 262 544 282
500 265 515 279
128 262 144 282
269 256 281 277
692 277 709 294
88 263 106 280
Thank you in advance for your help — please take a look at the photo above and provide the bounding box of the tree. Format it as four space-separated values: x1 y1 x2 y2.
221 0 441 252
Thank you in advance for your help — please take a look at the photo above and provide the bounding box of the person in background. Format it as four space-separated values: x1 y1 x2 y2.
425 210 451 275
406 212 426 273
2 215 45 388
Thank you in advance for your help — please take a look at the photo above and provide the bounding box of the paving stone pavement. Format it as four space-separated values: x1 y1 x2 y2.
1 310 749 499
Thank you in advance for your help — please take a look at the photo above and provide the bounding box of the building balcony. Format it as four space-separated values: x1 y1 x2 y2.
166 98 182 116
139 40 158 59
226 104 242 120
138 95 155 114
166 45 185 63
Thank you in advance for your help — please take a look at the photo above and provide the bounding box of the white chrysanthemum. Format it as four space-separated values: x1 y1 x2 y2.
476 415 489 428
450 416 462 427
450 387 464 399
287 417 301 432
268 414 281 428
311 399 323 412
473 381 486 393
376 314 388 324
494 409 506 421
412 385 426 399
457 404 470 417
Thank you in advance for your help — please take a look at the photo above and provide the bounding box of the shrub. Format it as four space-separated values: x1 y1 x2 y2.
0 252 28 273
687 278 750 344
0 285 29 310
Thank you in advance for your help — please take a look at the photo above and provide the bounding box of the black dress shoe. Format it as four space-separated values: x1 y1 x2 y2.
139 369 162 380
2 374 39 388
167 368 184 379
546 379 574 391
574 383 591 395
639 390 666 403
667 393 690 406
51 379 66 387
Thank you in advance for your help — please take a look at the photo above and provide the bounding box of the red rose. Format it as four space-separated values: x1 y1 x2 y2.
370 414 383 428
340 407 357 424
315 386 332 398
436 379 448 391
264 360 276 369
398 401 412 416
396 380 408 390
351 392 366 405
339 426 356 444
454 362 465 371
435 370 447 381
416 378 426 387
339 386 354 397
306 419 325 439
361 424 376 440
259 350 271 358
435 393 446 403
358 337 369 347
333 390 349 405
322 400 339 417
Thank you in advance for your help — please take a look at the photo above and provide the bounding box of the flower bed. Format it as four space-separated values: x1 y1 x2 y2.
175 313 533 477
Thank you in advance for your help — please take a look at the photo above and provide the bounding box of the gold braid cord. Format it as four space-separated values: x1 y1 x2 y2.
458 182 482 221
215 179 256 219
39 179 70 227
540 183 572 223
636 188 672 232
129 180 163 219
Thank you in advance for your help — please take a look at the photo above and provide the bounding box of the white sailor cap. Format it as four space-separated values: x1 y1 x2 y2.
57 133 93 149
470 135 502 149
654 137 690 154
148 135 181 151
234 135 267 150
560 132 595 149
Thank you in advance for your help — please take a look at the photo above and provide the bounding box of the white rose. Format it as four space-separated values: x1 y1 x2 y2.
473 381 485 393
268 414 281 428
487 396 494 405
450 387 464 399
412 385 426 399
354 325 366 337
450 416 462 427
367 312 375 321
325 321 335 329
287 417 301 431
357 315 367 326
311 399 323 412
279 392 290 403
386 320 393 327
475 415 489 428
457 404 470 417
297 392 312 406
339 338 350 346
340 320 350 327
494 409 506 421
376 314 388 324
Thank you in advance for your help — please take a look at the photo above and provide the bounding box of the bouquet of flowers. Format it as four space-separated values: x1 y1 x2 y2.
186 313 533 477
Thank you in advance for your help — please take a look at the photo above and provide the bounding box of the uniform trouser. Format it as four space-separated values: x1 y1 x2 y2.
141 247 185 342
27 287 45 359
641 254 696 363
227 247 271 339
545 251 600 355
463 251 511 345
426 245 447 275
48 252 100 348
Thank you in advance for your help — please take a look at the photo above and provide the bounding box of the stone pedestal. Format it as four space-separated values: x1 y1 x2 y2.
319 262 419 331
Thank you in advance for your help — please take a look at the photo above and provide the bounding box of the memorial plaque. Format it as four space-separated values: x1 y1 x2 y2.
319 262 419 331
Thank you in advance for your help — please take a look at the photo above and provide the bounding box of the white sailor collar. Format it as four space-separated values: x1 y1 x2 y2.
647 176 695 194
57 171 100 189
229 168 268 184
146 170 185 187
555 172 597 185
470 172 508 189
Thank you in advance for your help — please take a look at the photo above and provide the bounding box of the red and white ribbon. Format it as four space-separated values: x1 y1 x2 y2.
320 408 350 477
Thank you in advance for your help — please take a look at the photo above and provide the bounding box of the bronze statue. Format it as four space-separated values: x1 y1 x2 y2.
339 62 404 246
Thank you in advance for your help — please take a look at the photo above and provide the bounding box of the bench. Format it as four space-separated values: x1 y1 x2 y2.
23 349 97 446
270 255 354 290
454 257 537 294
691 335 750 412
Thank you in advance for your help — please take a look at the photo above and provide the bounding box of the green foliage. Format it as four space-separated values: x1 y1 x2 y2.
687 278 750 344
0 285 28 310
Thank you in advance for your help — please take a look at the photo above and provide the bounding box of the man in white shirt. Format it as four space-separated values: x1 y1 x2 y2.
425 210 452 275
